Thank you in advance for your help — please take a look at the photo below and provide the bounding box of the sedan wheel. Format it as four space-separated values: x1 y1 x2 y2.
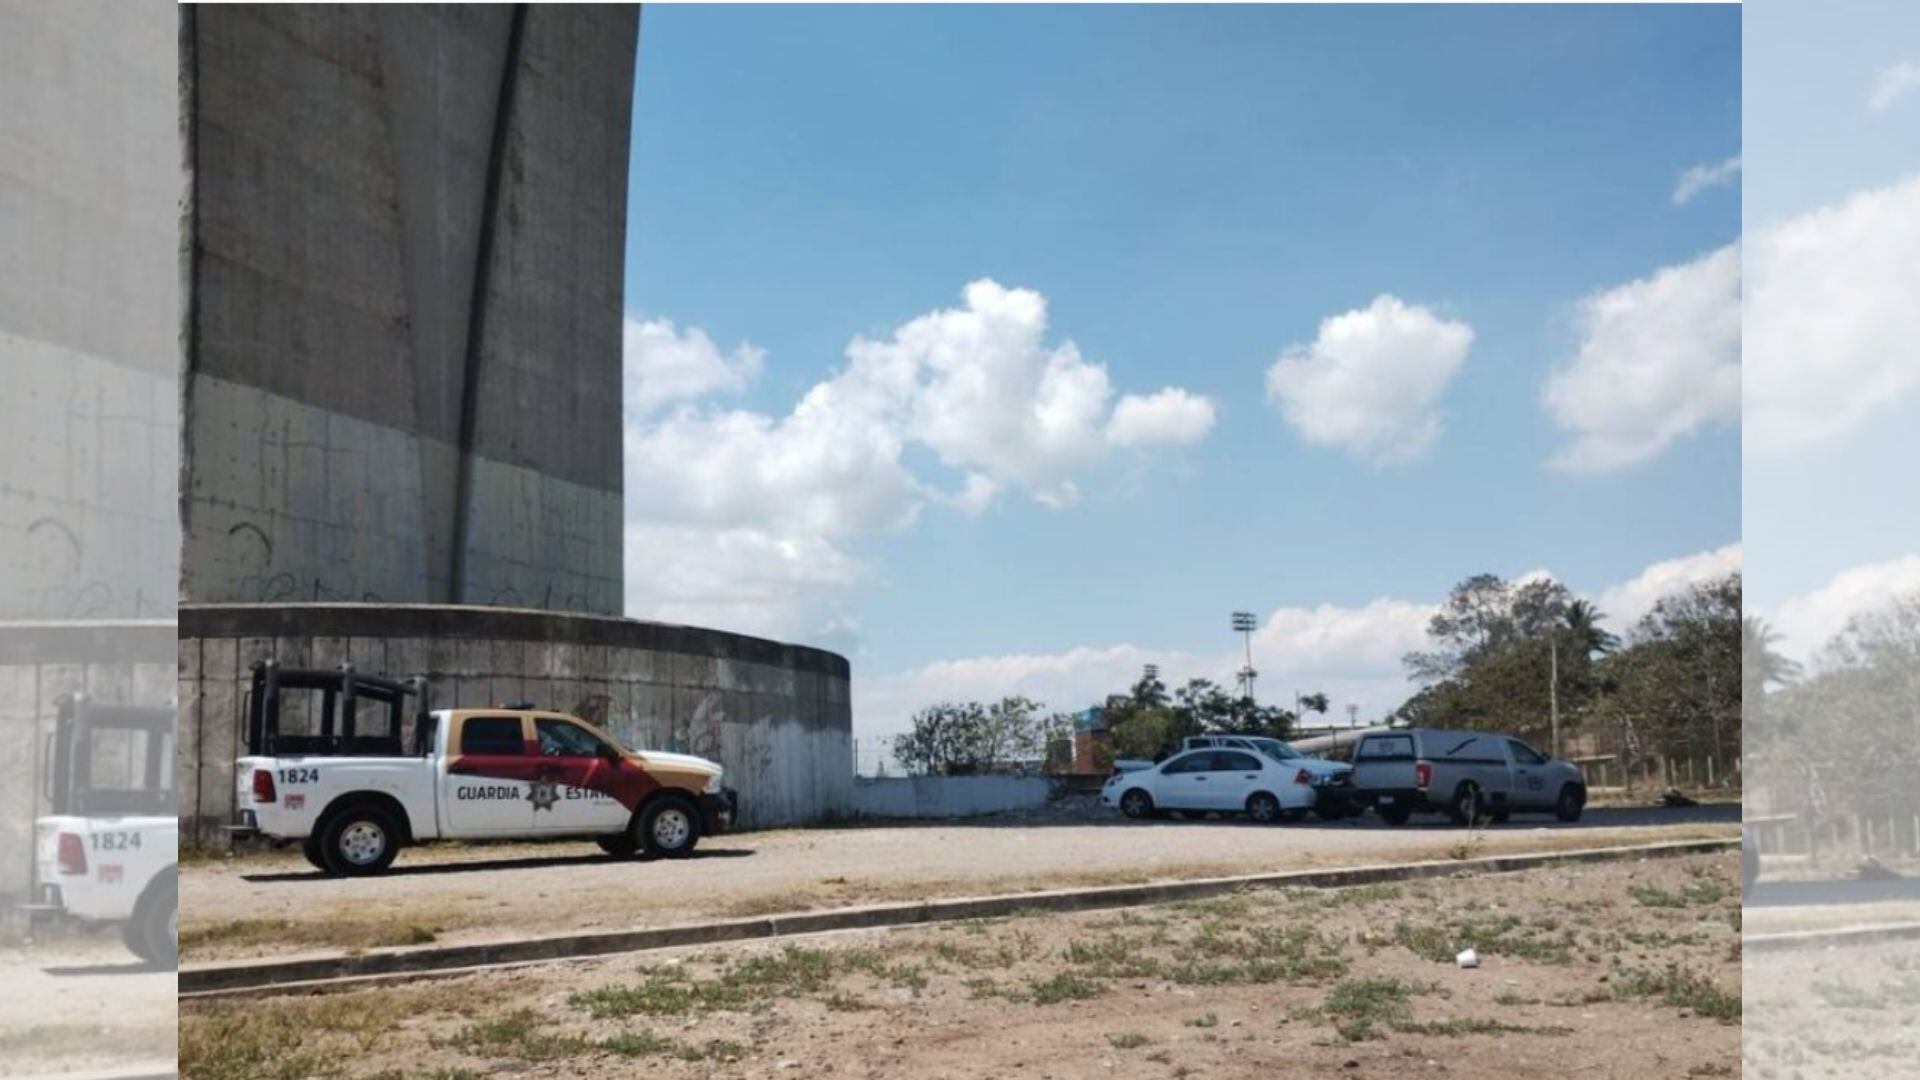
1246 792 1281 824
1120 789 1154 819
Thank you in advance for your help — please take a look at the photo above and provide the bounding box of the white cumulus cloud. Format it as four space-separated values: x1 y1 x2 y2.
1672 155 1742 205
1869 60 1920 112
624 281 1215 641
1542 244 1741 472
1767 555 1920 666
1107 388 1218 447
1594 543 1744 629
624 316 764 415
1265 295 1473 465
1746 172 1920 453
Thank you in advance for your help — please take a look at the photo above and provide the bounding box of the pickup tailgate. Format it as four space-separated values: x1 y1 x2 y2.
1350 733 1421 792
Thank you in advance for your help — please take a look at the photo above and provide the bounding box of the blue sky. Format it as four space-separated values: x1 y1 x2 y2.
620 4 1743 734
1741 0 1920 663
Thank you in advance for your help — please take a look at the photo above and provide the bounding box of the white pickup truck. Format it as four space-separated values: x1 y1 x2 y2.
26 696 178 968
231 663 737 876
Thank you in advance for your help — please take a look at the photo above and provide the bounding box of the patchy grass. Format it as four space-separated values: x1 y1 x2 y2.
1609 964 1741 1022
1628 875 1730 909
1027 972 1102 1005
180 987 450 1080
1812 975 1920 1011
180 915 447 955
1305 977 1422 1042
1107 1032 1152 1049
1392 914 1578 966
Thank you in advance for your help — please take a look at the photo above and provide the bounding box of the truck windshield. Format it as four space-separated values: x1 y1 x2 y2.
536 718 620 757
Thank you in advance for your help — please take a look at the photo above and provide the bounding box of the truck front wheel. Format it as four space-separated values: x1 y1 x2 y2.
638 795 702 858
319 804 403 876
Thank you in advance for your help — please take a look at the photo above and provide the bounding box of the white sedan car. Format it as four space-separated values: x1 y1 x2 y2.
1101 747 1320 823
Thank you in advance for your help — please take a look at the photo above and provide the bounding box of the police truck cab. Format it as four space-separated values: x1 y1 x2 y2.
232 663 736 876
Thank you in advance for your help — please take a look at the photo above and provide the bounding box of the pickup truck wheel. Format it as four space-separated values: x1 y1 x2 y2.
121 917 154 964
129 871 177 970
320 805 401 875
1245 792 1281 824
640 796 701 858
1119 789 1154 820
597 833 638 859
138 892 177 970
1555 784 1586 823
1448 783 1489 826
301 837 330 872
1376 803 1413 826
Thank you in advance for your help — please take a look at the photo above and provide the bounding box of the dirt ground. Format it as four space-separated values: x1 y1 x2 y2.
178 850 1742 1080
178 803 1737 964
0 933 177 1077
1746 937 1920 1078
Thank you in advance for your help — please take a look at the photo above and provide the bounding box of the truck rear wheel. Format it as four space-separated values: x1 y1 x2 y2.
1448 783 1488 826
639 795 701 858
301 837 330 872
1376 803 1413 826
319 804 402 876
128 870 177 970
597 833 638 859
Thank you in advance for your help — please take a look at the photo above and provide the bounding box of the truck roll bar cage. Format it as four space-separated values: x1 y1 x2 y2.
48 694 177 817
246 660 432 758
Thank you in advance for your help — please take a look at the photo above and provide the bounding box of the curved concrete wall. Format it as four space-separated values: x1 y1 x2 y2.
179 5 634 613
178 604 853 840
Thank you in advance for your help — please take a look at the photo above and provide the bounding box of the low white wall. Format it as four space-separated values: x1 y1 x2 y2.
850 775 1055 819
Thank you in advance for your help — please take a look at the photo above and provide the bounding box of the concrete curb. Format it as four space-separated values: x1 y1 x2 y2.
179 836 1736 1000
1744 920 1920 953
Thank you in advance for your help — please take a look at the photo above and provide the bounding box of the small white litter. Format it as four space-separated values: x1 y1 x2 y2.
1455 948 1480 969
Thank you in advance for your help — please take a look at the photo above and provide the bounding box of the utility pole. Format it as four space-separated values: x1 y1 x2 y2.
1550 636 1560 759
1231 612 1258 703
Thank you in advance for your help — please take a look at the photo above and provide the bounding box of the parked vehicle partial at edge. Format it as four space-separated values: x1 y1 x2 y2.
23 696 179 969
1348 728 1585 826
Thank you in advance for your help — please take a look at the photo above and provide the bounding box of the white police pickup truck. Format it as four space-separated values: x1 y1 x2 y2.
231 663 737 876
26 696 178 968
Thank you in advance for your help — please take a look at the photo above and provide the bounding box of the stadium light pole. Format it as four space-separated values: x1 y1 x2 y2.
1231 611 1258 703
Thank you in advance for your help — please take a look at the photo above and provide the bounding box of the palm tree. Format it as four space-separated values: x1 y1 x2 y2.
1742 616 1800 736
1561 599 1620 657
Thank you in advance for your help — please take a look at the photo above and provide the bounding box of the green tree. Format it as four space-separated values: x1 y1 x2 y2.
1588 574 1742 763
895 696 1050 776
1760 594 1920 817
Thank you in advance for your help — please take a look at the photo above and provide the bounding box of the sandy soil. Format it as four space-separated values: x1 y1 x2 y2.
177 805 1736 963
0 934 177 1076
1747 936 1920 1078
178 851 1743 1080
